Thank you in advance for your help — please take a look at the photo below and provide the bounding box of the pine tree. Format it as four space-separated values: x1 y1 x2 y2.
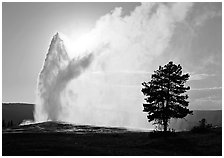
7 121 10 128
10 120 13 127
141 61 193 132
2 119 6 128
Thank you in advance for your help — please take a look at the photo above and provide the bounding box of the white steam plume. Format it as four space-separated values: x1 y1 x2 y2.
34 33 94 121
34 3 193 129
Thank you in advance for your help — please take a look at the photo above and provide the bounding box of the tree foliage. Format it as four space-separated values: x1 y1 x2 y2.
141 61 192 132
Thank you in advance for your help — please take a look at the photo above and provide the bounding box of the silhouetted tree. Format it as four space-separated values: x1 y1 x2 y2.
2 120 6 128
199 118 206 128
191 118 212 133
141 61 192 132
7 121 11 128
10 120 13 127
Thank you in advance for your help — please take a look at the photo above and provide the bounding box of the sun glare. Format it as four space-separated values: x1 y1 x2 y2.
60 31 99 59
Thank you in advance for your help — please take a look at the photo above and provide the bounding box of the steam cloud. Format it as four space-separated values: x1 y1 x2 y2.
34 3 193 129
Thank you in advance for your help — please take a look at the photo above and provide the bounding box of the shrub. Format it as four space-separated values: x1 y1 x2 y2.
191 118 212 133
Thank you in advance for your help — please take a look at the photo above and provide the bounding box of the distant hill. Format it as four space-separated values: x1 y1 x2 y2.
2 103 222 130
170 110 222 131
2 103 34 126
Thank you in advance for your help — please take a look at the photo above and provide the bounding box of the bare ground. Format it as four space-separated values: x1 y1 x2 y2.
2 126 222 156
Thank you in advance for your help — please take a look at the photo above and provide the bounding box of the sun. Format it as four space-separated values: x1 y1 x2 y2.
60 31 99 59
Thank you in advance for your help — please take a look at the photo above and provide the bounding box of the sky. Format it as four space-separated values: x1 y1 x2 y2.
2 2 222 111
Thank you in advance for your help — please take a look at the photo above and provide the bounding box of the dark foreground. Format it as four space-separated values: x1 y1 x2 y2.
2 122 222 156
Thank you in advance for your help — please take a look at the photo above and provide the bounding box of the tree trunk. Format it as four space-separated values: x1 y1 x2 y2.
163 100 168 132
163 119 168 132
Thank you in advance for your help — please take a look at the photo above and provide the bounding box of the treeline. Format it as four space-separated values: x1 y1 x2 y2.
2 120 14 128
2 103 34 128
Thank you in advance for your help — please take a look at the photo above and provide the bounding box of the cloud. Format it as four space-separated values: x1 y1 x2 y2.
75 2 194 73
190 73 216 80
168 3 221 79
189 86 221 100
189 86 221 110
191 86 221 91
194 9 221 26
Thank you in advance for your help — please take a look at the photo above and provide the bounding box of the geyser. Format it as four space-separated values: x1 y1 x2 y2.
34 33 94 122
34 3 193 129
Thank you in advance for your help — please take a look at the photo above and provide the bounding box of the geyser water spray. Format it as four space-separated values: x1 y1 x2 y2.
34 3 193 129
34 33 94 122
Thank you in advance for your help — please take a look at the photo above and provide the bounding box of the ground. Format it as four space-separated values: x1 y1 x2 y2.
2 122 222 156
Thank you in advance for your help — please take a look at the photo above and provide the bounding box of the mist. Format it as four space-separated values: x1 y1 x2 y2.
34 3 193 129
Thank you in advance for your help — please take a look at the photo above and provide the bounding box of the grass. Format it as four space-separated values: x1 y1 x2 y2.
2 127 221 156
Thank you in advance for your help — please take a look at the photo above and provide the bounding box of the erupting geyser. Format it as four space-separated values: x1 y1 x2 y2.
34 33 93 122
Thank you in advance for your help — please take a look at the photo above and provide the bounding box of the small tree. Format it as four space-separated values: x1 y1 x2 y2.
141 61 192 132
10 120 13 127
199 118 207 128
7 121 11 128
2 120 6 128
191 118 212 133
